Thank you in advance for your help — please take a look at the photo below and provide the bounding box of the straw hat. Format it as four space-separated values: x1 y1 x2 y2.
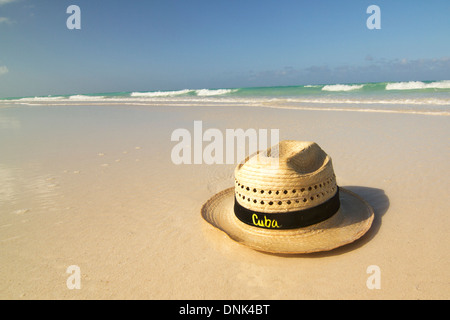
201 140 374 254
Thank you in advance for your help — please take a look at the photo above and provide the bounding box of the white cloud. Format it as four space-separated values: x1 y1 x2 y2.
0 66 9 76
243 56 450 86
0 0 19 6
0 17 12 24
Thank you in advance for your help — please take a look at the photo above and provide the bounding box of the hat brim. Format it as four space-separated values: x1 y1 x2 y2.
201 187 374 254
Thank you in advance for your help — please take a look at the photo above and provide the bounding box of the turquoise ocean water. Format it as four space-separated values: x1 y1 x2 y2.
1 80 450 115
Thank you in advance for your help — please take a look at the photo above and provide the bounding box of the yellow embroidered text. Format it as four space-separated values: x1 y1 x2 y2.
252 214 280 229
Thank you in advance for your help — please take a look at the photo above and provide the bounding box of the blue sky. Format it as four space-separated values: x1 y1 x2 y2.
0 0 449 98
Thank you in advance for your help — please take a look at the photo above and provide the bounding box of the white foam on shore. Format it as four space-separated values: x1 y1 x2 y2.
7 97 449 106
18 96 66 102
260 104 450 116
285 97 450 106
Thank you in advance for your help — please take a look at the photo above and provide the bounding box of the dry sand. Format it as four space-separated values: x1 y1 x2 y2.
0 104 449 299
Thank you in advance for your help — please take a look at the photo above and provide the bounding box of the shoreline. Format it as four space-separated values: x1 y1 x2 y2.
2 98 449 117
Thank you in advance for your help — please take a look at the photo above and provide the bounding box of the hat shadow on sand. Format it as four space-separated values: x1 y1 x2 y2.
269 186 390 258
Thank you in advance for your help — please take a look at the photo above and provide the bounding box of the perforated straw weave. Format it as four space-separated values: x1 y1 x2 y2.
235 141 338 213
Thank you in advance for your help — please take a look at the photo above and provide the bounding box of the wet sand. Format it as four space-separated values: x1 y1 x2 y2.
0 104 448 299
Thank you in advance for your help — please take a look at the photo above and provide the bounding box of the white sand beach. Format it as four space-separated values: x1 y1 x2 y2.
0 104 449 299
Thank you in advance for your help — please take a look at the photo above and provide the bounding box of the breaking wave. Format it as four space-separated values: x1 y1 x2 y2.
322 84 365 91
130 89 192 97
386 80 450 90
195 89 237 96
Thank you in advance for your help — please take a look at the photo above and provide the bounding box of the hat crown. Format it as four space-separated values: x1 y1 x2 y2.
234 141 337 213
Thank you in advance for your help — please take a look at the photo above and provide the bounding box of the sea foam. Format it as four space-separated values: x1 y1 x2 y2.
386 80 450 90
322 84 365 91
69 95 105 100
130 89 192 97
18 96 66 101
195 89 236 96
